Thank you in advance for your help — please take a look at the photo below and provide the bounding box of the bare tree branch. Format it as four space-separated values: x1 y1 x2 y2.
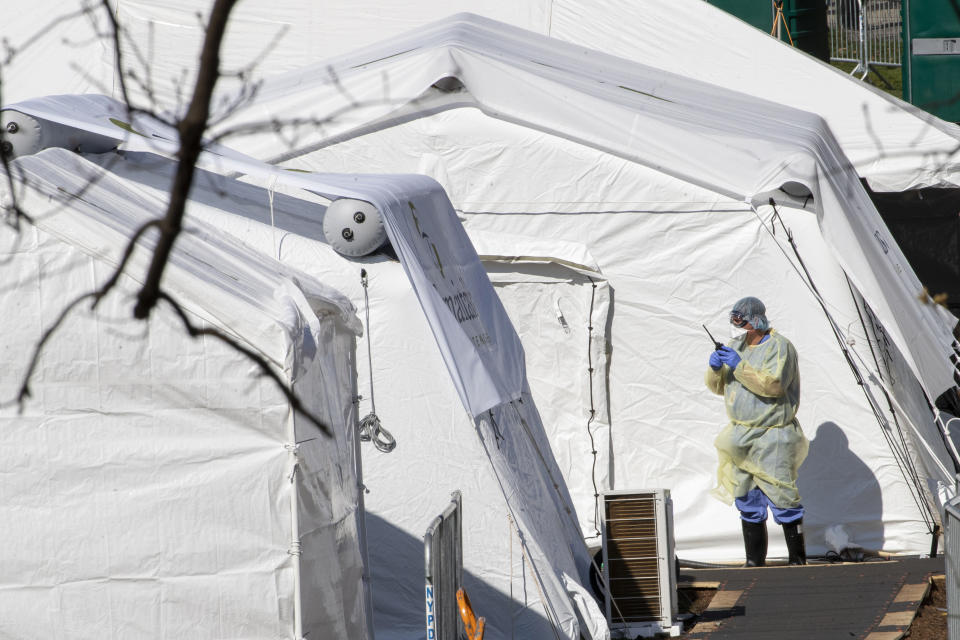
133 0 239 320
158 292 331 436
92 218 163 307
3 1 335 441
99 0 134 111
1 5 92 66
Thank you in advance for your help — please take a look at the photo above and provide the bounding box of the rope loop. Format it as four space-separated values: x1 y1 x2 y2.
358 268 396 453
359 411 397 453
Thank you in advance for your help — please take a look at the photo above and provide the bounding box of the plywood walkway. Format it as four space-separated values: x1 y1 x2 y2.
680 556 942 640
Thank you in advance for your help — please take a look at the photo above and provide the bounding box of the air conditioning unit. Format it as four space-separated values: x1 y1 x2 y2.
601 489 681 638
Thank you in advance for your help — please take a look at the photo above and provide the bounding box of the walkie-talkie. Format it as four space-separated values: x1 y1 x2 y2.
702 324 723 351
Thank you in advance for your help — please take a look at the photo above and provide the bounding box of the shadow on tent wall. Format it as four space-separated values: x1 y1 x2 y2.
798 421 884 554
363 512 553 640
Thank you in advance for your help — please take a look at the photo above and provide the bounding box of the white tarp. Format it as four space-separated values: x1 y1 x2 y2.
6 93 527 418
0 148 370 639
3 100 610 640
15 8 949 566
209 13 957 412
7 0 959 192
5 3 960 632
45 147 609 639
198 14 960 562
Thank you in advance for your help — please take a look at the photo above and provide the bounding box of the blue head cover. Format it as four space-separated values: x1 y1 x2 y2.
731 296 769 331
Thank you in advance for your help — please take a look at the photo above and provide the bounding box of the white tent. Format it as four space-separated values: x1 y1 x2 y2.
0 93 610 637
5 4 960 638
12 0 956 559
6 0 959 193
201 13 960 564
0 148 371 638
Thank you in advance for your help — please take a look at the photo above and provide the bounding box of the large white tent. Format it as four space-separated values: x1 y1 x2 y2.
0 148 371 638
0 93 611 637
5 3 960 639
202 13 960 563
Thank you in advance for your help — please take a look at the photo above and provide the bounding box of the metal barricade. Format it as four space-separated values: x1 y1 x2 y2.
946 492 960 639
828 0 902 74
424 490 463 640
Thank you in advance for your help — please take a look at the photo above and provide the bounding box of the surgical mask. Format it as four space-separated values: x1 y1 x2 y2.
730 325 748 340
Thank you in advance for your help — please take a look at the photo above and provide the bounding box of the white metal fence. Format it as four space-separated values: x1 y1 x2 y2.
945 490 960 638
828 0 902 73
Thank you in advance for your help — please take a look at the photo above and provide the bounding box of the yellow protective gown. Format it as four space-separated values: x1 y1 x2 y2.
704 330 808 507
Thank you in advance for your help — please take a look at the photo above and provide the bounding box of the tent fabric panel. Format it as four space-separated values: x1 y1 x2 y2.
204 14 957 397
292 313 369 638
36 0 959 194
546 0 960 192
0 235 298 637
1 1 113 105
855 292 959 505
464 202 939 559
83 154 593 638
345 260 579 640
473 394 608 637
1 153 371 637
8 148 360 365
491 271 613 540
105 0 555 114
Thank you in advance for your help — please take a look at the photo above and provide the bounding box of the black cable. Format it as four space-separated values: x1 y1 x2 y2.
584 277 602 539
488 409 505 450
846 278 942 529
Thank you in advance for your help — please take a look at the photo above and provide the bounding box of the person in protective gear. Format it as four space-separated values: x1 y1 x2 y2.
705 296 809 566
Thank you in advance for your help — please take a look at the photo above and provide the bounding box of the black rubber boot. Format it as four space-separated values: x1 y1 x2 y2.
741 519 768 567
782 520 807 565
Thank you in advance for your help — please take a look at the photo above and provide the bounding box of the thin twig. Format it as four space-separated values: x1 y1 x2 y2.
13 292 98 410
158 292 331 436
133 0 239 320
91 218 162 308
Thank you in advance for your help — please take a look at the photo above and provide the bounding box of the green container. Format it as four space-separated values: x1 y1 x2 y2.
706 0 774 31
707 0 830 61
902 0 960 123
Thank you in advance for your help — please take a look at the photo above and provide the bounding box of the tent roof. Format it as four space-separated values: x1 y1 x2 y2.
4 148 361 366
217 13 957 397
542 0 960 192
36 0 953 193
8 2 959 191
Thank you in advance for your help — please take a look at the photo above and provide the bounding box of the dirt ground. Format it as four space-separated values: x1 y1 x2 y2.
903 576 946 640
677 588 718 635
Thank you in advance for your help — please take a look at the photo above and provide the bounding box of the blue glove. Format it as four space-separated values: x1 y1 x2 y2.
708 350 723 370
718 346 741 370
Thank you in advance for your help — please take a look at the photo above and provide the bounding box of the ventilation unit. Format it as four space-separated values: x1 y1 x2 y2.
601 489 681 638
